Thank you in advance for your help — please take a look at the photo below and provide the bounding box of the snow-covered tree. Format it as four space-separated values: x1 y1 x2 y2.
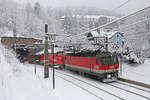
34 2 41 16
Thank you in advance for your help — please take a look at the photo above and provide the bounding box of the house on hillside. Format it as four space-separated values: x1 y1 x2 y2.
86 31 125 52
107 32 125 52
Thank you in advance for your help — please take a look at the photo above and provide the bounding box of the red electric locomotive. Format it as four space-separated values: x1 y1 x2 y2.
65 52 119 81
41 52 119 81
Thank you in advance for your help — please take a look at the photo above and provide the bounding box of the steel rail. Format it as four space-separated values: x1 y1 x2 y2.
56 70 125 100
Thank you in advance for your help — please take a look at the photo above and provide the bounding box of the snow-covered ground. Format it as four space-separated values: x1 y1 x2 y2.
1 44 150 100
24 64 150 100
120 59 150 85
0 45 58 100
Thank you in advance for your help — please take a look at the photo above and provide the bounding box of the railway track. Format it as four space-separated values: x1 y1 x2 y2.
106 83 150 100
56 75 104 100
118 78 150 89
115 81 150 93
55 69 150 100
56 70 125 100
22 64 150 100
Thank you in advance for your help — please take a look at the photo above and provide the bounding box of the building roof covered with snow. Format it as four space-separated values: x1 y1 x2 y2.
87 31 124 38
86 31 125 47
36 47 64 55
61 15 116 21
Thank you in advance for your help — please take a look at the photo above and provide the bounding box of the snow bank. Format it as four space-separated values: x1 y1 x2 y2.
0 44 58 100
120 59 150 85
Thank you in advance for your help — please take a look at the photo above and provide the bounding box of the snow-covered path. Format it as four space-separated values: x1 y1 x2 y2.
0 44 58 100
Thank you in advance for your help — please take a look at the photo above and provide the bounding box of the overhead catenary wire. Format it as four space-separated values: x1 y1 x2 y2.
45 5 150 54
56 17 150 43
57 17 150 52
58 17 150 54
111 0 132 12
115 17 150 30
55 6 150 43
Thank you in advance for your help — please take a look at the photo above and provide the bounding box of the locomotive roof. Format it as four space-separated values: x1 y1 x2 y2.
97 53 117 58
67 51 117 57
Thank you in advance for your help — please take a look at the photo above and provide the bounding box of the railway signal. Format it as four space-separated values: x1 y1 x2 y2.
44 24 49 78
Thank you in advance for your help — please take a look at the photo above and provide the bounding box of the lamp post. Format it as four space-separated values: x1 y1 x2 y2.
47 33 57 89
33 42 40 74
52 43 55 89
34 47 37 74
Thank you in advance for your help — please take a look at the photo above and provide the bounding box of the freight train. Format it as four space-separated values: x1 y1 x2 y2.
40 51 119 82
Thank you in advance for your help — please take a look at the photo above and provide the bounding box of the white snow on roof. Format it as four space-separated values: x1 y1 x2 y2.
84 15 116 19
91 31 122 39
90 31 100 37
36 47 63 55
103 32 117 38
84 15 102 19
106 16 116 19
1 31 14 37
72 14 81 18
61 15 116 20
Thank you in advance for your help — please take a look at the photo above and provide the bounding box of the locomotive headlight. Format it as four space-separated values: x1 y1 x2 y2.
107 74 111 78
110 65 114 69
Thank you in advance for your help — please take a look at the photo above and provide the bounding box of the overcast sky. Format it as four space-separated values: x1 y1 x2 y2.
15 0 150 15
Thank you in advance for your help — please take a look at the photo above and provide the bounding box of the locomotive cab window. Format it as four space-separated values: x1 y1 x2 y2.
100 56 118 65
96 59 99 64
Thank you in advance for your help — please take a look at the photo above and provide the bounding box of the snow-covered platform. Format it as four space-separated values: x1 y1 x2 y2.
120 58 150 85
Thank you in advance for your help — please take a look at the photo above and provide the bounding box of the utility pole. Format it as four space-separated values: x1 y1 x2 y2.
105 35 108 52
44 24 49 78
